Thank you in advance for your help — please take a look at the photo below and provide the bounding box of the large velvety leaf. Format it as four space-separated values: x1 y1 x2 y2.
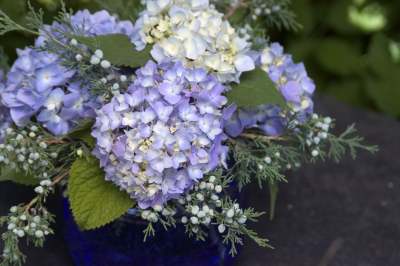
69 155 135 230
0 167 39 186
75 34 152 68
227 68 285 108
67 119 95 148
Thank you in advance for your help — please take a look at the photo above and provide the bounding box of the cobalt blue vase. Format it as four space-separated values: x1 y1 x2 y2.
63 199 234 266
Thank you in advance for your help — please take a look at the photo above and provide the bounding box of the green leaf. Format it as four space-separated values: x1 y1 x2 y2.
291 0 315 36
75 34 152 68
366 33 397 78
228 8 248 25
0 167 39 186
69 155 135 230
227 68 285 108
365 75 400 117
268 181 279 221
364 34 400 116
315 38 364 76
0 46 9 71
0 0 27 23
67 119 96 148
348 4 387 33
93 0 143 20
326 0 359 35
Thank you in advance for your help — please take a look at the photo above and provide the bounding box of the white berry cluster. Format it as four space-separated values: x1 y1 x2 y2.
4 206 51 239
180 175 223 232
217 203 247 234
71 39 111 70
88 49 112 70
178 174 249 239
305 114 333 157
0 126 54 178
132 0 255 82
250 2 282 21
73 40 135 97
34 180 53 195
99 72 133 95
237 24 255 42
259 151 279 170
1 204 53 263
139 204 177 223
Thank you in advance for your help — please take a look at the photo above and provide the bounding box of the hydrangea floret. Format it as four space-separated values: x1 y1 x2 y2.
260 42 315 113
92 60 231 208
132 0 255 82
225 42 316 137
0 10 135 136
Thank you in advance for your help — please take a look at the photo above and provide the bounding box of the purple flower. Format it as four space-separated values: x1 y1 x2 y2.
92 61 231 209
260 43 315 110
1 48 73 128
225 42 316 137
70 10 134 36
0 10 136 135
225 105 286 137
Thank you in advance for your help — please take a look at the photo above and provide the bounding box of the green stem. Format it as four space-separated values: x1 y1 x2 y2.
268 182 279 221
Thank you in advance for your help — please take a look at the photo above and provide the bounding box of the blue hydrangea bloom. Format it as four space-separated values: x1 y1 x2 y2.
92 61 231 209
1 10 135 136
261 43 315 108
225 43 315 137
225 105 286 137
70 10 134 36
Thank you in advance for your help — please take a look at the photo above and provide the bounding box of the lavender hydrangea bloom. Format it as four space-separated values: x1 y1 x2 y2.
225 105 286 137
260 43 315 110
70 10 134 36
1 10 135 135
92 61 231 209
225 43 315 137
131 0 255 83
2 48 73 135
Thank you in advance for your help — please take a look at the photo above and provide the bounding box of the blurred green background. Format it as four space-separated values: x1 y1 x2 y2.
0 0 399 117
284 0 400 118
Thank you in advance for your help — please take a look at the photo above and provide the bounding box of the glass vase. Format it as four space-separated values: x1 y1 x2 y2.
62 199 234 266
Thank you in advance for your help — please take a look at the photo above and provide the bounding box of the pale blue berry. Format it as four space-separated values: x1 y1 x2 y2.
94 49 104 58
218 224 226 233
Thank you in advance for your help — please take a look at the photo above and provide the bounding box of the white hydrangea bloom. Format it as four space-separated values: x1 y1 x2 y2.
132 0 255 82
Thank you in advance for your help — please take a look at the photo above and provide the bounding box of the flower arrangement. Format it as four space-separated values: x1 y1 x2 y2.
0 1 377 265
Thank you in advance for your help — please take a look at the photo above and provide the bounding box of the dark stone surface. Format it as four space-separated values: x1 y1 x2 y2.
236 96 400 266
1 95 399 266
